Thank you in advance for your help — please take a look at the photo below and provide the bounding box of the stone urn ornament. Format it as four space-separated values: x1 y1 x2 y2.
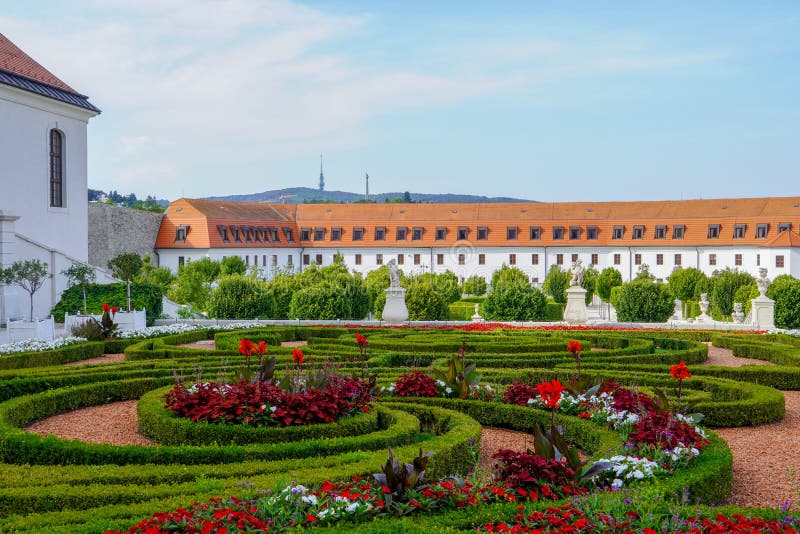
732 303 745 324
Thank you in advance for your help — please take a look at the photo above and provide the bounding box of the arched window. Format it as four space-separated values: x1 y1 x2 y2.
49 130 64 207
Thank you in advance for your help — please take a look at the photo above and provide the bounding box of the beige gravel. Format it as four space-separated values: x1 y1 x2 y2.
179 340 216 350
700 342 774 367
24 400 155 446
478 426 536 477
63 353 126 366
281 340 308 348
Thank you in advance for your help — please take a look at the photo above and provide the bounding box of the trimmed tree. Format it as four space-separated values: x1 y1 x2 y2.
405 279 450 321
615 279 674 323
596 267 623 303
462 275 487 296
667 267 707 317
207 274 275 319
62 263 96 314
773 279 800 329
484 266 546 321
107 253 144 312
543 266 570 304
1 259 51 321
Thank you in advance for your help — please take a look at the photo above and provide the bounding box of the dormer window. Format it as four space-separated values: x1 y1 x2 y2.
507 226 518 240
252 227 262 242
435 227 447 240
269 228 280 242
632 225 644 240
230 226 241 242
283 227 294 242
778 222 792 233
587 226 598 240
457 227 469 240
412 227 423 240
375 227 386 241
654 225 666 239
477 226 488 240
218 225 229 242
331 227 342 241
733 224 746 239
396 227 408 241
244 228 253 242
707 224 721 239
353 227 364 241
569 226 580 240
300 228 311 241
673 225 685 239
612 226 624 240
529 226 541 240
756 223 769 238
314 227 325 241
175 225 189 242
552 226 565 240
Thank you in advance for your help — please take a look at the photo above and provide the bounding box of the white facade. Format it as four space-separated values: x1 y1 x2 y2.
0 81 99 322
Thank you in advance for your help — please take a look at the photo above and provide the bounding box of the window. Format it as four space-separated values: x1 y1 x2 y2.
707 224 721 238
553 226 565 240
477 227 488 240
571 253 579 262
315 254 323 265
412 227 423 241
756 224 769 238
532 277 539 284
414 254 420 265
709 254 716 266
733 224 746 239
587 226 598 240
437 254 444 265
397 254 404 265
175 226 188 242
632 226 644 240
353 227 364 241
218 226 230 242
656 254 663 265
314 228 325 241
355 254 362 265
287 256 293 267
776 255 785 268
507 227 518 240
634 254 642 265
757 254 761 266
673 225 685 239
178 256 185 267
396 227 408 241
244 228 253 242
612 226 624 240
245 256 249 266
283 228 294 242
457 227 469 240
302 254 310 266
270 228 280 242
556 254 563 265
271 255 277 267
478 254 486 265
779 222 792 234
49 129 64 207
591 253 598 265
509 253 517 265
735 254 742 266
654 225 666 239
331 227 342 241
376 254 383 265
435 227 447 240
614 254 621 265
529 226 541 240
569 226 580 240
252 228 262 242
375 227 386 241
675 254 682 266
230 226 241 242
458 253 465 265
300 228 311 241
532 254 539 265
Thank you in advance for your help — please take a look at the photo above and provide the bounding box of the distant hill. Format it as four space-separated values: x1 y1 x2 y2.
204 187 532 204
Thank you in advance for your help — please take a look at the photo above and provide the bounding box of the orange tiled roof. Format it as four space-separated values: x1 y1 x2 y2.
767 230 800 248
156 196 800 249
0 33 75 93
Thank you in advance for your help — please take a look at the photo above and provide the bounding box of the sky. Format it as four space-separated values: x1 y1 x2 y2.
2 1 799 202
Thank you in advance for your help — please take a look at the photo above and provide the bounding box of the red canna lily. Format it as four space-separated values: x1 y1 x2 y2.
256 340 267 355
535 379 566 409
102 302 110 313
566 340 582 354
111 306 118 315
670 361 692 380
292 348 305 365
238 339 254 357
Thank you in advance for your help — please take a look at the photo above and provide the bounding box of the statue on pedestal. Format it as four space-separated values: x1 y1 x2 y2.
388 260 401 289
570 259 584 287
756 268 771 297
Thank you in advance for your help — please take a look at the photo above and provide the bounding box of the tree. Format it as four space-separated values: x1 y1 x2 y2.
615 279 674 323
483 283 546 321
107 253 144 312
168 257 221 311
62 263 96 314
403 191 412 203
289 282 352 320
773 278 800 329
1 259 51 321
709 269 755 317
220 256 247 276
634 264 655 281
491 264 529 288
667 267 707 317
581 265 599 305
543 266 570 304
595 267 622 303
135 255 175 295
462 275 487 296
207 275 275 319
405 279 450 320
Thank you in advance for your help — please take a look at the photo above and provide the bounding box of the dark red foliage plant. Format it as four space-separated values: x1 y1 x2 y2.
502 382 538 406
491 449 585 500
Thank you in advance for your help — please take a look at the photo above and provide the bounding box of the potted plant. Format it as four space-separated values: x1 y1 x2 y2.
0 259 54 341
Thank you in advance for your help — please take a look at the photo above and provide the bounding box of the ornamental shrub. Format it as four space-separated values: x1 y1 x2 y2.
289 282 352 320
51 283 162 326
773 279 800 329
207 275 275 319
266 273 299 319
709 268 754 317
732 284 759 315
406 280 450 320
462 275 487 296
614 279 674 323
482 282 546 321
394 371 439 397
502 382 537 406
668 267 707 304
595 267 622 303
543 266 570 304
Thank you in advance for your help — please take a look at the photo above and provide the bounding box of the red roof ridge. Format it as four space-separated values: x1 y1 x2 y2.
766 230 800 248
0 33 76 93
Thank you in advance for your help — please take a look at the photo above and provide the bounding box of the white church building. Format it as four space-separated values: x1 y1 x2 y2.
0 33 101 324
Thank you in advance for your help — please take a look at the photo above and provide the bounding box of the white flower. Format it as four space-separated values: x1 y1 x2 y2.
345 502 360 513
270 406 277 413
0 336 86 355
611 478 624 490
445 387 452 394
302 495 318 505
436 380 446 387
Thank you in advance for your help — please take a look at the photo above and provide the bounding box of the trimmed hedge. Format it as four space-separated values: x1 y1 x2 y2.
52 283 162 327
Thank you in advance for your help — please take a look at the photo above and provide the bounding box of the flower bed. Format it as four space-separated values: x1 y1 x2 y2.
0 336 87 355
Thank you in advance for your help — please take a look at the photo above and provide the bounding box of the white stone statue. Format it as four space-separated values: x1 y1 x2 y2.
732 302 745 324
569 259 584 287
756 268 771 296
387 259 401 289
698 293 710 320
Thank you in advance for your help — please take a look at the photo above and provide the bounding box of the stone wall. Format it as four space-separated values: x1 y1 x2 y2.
88 203 164 267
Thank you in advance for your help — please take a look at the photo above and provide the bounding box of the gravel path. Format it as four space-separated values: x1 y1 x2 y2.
478 426 535 477
700 342 774 367
63 353 126 366
24 400 155 446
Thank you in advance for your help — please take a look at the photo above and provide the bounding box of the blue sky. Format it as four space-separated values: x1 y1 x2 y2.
3 1 799 201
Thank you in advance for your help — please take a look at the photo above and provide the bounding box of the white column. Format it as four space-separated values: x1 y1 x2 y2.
0 211 20 324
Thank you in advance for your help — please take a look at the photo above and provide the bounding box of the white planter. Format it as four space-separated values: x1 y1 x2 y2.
113 310 147 332
64 313 102 336
6 317 55 342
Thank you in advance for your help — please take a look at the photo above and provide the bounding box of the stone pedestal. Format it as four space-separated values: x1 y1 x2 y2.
563 286 588 324
750 295 775 330
382 287 409 325
471 304 484 323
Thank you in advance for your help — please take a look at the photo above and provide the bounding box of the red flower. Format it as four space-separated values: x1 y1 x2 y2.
238 339 254 357
305 513 317 523
567 340 582 354
292 349 305 365
535 379 566 409
111 306 118 315
670 361 692 380
256 340 267 355
102 303 110 313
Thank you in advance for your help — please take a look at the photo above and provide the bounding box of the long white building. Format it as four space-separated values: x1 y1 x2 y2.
155 197 800 284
